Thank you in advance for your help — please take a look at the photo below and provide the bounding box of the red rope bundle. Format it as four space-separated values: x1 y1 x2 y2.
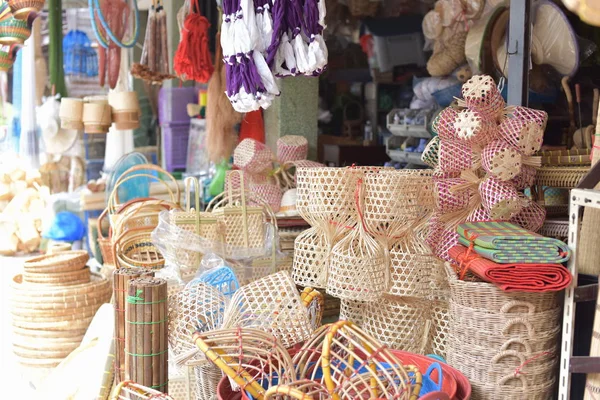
173 0 214 83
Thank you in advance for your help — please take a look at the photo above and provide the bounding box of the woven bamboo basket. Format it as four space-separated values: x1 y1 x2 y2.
538 148 591 166
293 321 415 399
8 0 44 19
113 227 165 270
539 218 569 241
534 166 589 188
428 299 450 358
445 263 561 313
23 250 89 274
191 328 296 399
0 17 31 45
207 171 267 258
264 380 331 400
169 177 218 276
221 271 313 348
361 295 430 354
338 299 366 325
387 235 432 297
292 226 331 289
23 267 91 285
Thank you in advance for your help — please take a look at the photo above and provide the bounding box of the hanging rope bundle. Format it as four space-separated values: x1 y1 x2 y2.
90 0 139 88
221 0 279 112
173 0 213 83
131 0 174 84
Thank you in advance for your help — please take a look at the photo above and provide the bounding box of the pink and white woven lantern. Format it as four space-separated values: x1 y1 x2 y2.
434 107 460 140
466 205 492 222
481 140 541 181
510 200 546 233
461 74 505 121
250 182 283 213
498 118 545 156
438 139 479 173
277 135 308 164
233 139 274 174
225 170 268 192
427 215 459 262
453 108 496 146
479 176 523 220
434 177 472 214
505 106 548 129
511 165 537 190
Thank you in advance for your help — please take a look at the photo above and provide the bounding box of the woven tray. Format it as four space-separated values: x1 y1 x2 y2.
534 166 589 188
23 267 91 285
23 251 89 274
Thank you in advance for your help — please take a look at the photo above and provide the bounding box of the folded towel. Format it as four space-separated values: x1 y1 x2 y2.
457 221 570 264
449 245 572 292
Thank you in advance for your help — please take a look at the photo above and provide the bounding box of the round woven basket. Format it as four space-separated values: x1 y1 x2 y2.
23 250 89 274
0 49 14 72
7 0 44 19
0 17 31 45
114 230 164 270
23 267 91 286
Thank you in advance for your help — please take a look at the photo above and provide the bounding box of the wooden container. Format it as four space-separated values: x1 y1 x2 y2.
82 102 112 134
59 98 84 130
109 91 141 130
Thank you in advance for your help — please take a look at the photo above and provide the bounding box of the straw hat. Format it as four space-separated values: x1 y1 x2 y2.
276 189 298 217
494 1 579 78
40 97 78 154
465 3 508 74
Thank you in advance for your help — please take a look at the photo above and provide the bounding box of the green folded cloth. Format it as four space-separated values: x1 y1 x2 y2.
457 221 570 264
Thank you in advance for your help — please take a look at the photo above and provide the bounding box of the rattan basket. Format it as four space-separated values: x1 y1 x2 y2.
23 267 91 286
113 227 165 270
23 251 89 274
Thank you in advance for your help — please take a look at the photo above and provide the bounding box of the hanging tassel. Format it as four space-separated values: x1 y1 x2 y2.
173 0 214 83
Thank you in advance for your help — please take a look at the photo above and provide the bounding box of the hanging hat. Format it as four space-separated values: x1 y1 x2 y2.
494 1 579 78
40 97 78 154
465 3 507 75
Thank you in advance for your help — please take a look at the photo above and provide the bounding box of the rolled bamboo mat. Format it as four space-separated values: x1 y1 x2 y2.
125 277 168 393
113 268 154 383
584 289 600 400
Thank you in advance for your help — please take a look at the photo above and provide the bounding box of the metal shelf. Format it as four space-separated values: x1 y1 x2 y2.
386 149 428 167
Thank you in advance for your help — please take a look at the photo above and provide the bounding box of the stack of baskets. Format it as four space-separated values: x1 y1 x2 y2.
292 167 448 355
445 263 561 399
9 251 112 369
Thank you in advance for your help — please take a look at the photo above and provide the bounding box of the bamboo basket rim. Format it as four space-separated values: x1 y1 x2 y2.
11 273 110 296
23 250 89 273
23 267 91 284
12 326 88 338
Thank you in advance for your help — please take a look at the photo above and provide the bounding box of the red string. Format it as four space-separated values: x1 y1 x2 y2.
513 351 551 377
458 230 479 280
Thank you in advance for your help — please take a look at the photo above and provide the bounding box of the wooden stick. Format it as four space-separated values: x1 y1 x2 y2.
124 279 135 381
152 280 159 391
144 284 152 387
136 279 145 386
160 281 167 393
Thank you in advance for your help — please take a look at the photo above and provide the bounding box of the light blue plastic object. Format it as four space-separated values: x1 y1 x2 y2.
105 152 149 205
197 266 240 298
42 211 86 241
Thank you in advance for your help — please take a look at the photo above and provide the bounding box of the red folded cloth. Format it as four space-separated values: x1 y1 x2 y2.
449 245 572 292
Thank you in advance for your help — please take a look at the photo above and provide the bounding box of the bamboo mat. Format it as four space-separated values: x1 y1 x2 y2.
125 277 168 393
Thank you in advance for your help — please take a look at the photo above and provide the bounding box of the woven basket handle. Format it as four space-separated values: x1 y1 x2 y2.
499 338 533 355
184 176 201 212
500 301 535 315
111 226 156 264
502 318 536 338
109 173 176 214
109 163 180 211
491 350 527 366
496 374 528 391
97 207 109 240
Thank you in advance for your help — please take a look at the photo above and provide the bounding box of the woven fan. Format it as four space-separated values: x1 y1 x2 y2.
293 321 416 400
221 271 314 348
192 327 295 399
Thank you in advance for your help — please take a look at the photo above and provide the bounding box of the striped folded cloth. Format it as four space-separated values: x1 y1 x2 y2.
457 221 570 264
449 245 572 292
